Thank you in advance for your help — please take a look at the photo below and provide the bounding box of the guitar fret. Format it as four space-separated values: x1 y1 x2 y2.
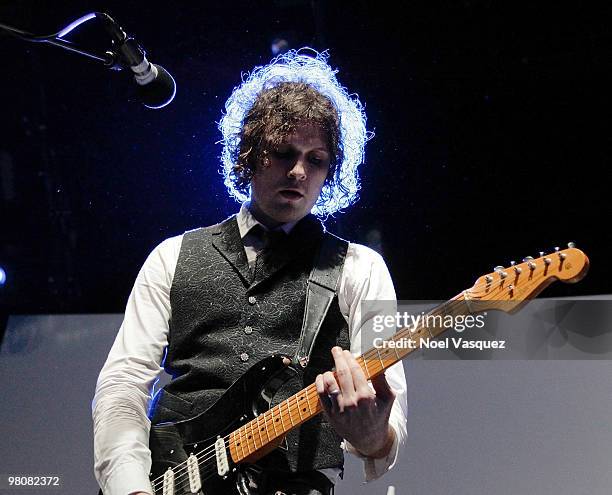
257 415 265 447
236 426 246 460
254 415 262 448
270 406 279 436
285 399 294 426
255 416 263 448
424 322 434 339
254 417 261 449
278 403 287 432
241 424 251 456
248 417 258 451
262 412 271 442
296 392 304 420
257 412 269 444
305 387 314 415
376 348 384 372
363 357 372 379
392 344 401 361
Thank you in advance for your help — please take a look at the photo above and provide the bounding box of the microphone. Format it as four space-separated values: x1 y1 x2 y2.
97 13 176 109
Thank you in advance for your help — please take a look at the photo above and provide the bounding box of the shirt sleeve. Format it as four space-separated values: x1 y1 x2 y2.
92 235 182 495
337 242 408 482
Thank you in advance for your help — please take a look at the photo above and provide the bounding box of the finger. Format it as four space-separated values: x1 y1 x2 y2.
371 372 397 402
316 374 334 413
315 373 325 395
322 371 342 413
321 370 340 393
344 350 371 397
332 346 356 407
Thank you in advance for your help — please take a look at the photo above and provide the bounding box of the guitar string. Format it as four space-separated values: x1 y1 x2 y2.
149 266 564 491
149 267 562 492
149 296 461 492
149 271 557 493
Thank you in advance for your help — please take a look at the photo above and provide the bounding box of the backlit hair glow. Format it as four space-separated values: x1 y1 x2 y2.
219 48 372 217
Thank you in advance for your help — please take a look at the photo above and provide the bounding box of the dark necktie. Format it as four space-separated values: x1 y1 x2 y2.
249 224 287 251
248 224 287 277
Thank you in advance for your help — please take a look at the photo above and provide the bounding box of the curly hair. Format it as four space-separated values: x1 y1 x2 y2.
218 48 372 217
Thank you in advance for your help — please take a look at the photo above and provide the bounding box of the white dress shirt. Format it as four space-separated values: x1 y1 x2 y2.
92 205 408 495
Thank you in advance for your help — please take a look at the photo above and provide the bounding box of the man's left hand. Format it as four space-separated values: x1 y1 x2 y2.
315 346 396 458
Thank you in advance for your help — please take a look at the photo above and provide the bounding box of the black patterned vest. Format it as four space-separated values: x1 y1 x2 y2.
149 213 350 472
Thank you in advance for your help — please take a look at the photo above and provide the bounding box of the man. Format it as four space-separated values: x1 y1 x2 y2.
93 49 407 495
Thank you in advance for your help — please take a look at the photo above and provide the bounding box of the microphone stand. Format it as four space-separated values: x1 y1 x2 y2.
0 12 130 69
2 12 176 109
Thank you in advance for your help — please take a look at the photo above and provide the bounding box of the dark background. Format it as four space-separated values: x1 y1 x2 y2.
0 1 609 321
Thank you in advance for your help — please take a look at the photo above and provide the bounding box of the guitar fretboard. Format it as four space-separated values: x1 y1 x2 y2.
229 293 469 462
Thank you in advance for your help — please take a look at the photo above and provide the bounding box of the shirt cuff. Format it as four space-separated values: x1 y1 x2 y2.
344 425 400 482
101 461 152 495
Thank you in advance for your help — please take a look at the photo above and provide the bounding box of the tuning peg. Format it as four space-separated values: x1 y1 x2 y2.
494 266 507 278
554 246 560 252
522 256 536 270
568 241 576 248
539 251 545 257
510 261 516 266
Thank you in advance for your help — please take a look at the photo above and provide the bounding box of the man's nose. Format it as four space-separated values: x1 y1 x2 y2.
287 159 307 180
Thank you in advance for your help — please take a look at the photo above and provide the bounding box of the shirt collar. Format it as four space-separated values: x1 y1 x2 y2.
236 202 300 239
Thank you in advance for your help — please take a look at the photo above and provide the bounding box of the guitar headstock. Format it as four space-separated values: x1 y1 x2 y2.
467 243 589 313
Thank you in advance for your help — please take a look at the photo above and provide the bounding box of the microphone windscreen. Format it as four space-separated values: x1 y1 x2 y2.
137 64 176 109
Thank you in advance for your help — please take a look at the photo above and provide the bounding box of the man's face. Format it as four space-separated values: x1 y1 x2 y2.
249 123 331 227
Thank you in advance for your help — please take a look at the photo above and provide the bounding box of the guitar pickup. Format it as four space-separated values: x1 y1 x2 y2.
187 453 202 493
163 467 175 495
215 437 230 476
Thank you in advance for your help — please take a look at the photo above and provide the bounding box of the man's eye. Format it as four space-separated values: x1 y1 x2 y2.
272 150 292 159
311 156 330 167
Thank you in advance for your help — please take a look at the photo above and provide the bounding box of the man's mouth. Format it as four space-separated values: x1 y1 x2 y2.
279 190 304 200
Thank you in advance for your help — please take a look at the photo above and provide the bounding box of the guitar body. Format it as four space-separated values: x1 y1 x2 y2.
148 354 296 495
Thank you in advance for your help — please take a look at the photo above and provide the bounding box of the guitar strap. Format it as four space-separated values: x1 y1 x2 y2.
293 232 349 368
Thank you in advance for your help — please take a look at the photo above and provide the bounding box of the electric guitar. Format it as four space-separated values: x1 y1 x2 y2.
137 244 589 495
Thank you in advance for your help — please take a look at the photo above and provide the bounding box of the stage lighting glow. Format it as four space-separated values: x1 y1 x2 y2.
0 267 6 286
57 12 97 39
271 37 290 55
219 48 372 217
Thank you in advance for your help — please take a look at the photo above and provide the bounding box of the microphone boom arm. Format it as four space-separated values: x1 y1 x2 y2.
1 12 177 108
0 12 131 68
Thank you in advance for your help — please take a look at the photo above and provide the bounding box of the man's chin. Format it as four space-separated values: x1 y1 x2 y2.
270 202 311 224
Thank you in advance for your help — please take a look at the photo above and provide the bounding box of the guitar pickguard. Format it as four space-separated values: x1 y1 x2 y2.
148 354 298 494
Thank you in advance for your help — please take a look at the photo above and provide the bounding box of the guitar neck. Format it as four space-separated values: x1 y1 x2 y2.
229 292 469 463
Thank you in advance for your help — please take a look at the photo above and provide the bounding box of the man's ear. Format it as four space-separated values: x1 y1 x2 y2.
262 156 271 168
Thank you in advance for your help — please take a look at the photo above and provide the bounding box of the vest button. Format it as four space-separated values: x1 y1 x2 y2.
240 352 250 362
244 326 253 335
248 296 257 305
